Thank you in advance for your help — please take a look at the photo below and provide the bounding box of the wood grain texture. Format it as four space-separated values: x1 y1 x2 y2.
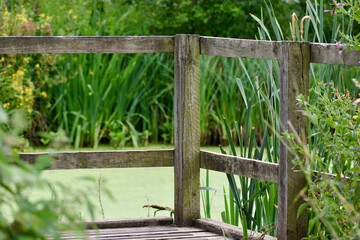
200 36 281 60
174 34 201 227
19 150 174 169
64 225 223 239
196 218 277 240
86 217 173 229
200 150 278 183
310 42 360 65
0 36 174 54
278 41 310 239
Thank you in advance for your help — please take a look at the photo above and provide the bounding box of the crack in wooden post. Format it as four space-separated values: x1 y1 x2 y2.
278 41 310 239
174 34 201 227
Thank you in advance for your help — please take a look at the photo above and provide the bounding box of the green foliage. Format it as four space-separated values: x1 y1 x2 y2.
0 0 309 148
336 0 360 51
0 4 62 145
285 80 360 239
218 73 279 236
131 0 305 39
0 108 100 239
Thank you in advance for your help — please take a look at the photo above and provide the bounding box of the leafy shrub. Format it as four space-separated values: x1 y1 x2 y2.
285 80 360 239
0 4 63 145
0 108 97 239
131 0 306 38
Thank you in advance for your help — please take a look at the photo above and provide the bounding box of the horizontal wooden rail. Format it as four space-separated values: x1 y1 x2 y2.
200 150 279 183
310 42 360 66
200 37 360 66
196 218 276 240
0 36 174 54
1 36 359 66
200 36 281 60
86 217 174 229
19 149 174 170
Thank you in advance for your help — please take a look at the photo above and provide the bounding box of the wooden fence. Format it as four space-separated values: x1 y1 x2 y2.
1 34 359 239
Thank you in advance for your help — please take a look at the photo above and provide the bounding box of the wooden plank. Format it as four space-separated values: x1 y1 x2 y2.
196 218 277 240
278 41 310 239
82 226 203 235
63 227 220 239
62 226 182 237
200 150 278 183
61 226 226 240
62 227 206 239
200 36 281 60
0 36 174 54
310 42 360 65
19 150 173 169
86 217 173 229
174 34 201 227
91 232 219 239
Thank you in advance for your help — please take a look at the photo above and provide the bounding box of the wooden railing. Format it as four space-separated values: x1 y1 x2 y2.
2 35 358 239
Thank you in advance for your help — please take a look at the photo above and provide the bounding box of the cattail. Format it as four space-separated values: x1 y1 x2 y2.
300 16 311 41
292 12 298 41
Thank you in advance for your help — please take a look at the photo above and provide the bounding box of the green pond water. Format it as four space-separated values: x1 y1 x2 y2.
39 145 232 221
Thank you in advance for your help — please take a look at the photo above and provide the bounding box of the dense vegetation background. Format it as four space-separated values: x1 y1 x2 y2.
0 0 317 149
1 0 360 239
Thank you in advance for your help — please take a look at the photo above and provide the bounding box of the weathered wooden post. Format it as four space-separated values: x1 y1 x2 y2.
278 41 310 239
174 34 201 227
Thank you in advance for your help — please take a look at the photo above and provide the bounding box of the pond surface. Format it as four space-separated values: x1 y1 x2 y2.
40 145 232 221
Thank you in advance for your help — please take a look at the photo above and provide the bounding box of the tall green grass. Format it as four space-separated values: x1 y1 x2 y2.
49 53 174 148
212 0 360 237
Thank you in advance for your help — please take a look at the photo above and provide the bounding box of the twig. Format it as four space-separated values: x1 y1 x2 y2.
98 174 105 219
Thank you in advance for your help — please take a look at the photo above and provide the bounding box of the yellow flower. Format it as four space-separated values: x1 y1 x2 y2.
21 5 24 8
35 64 40 68
24 57 30 63
41 91 48 98
73 15 77 19
40 13 45 18
27 108 32 113
90 71 93 76
7 103 9 106
25 88 28 93
20 103 23 106
69 9 73 14
3 103 7 109
46 16 50 21
1 57 4 62
25 97 29 102
2 33 8 37
22 17 28 22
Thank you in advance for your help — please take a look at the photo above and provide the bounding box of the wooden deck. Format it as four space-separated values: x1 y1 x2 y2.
58 217 276 240
62 226 226 240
